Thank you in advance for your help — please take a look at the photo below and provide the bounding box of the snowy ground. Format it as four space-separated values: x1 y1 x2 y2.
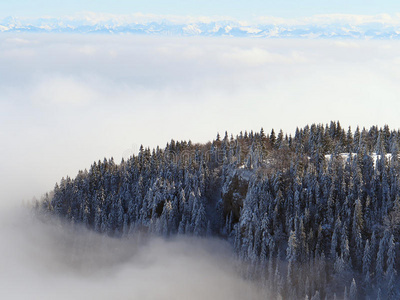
325 152 394 166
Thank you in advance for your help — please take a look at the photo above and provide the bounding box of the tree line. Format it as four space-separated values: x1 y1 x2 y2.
37 121 399 299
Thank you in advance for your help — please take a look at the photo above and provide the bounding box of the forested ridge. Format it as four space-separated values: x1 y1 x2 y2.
37 121 400 299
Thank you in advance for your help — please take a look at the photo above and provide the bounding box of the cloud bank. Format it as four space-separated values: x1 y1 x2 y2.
2 34 400 205
0 207 263 300
1 31 399 300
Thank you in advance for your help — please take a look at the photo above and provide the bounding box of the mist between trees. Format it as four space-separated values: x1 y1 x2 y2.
0 207 264 300
35 121 400 299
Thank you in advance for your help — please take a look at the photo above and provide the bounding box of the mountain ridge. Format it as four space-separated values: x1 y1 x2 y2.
3 14 400 38
37 121 400 299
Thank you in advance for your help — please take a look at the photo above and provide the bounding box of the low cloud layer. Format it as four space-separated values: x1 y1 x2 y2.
0 206 263 300
0 33 398 300
2 35 400 203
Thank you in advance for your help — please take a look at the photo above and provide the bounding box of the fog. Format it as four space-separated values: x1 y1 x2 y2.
0 33 397 299
2 34 400 203
0 206 263 300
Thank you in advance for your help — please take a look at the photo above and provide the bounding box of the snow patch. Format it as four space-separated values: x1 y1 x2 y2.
183 24 202 35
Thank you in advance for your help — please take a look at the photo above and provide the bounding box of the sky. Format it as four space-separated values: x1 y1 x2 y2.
1 0 400 20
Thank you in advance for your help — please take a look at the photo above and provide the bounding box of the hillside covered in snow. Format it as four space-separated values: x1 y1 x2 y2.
37 121 400 299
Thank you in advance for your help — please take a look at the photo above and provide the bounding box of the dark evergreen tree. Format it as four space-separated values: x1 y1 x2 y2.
37 122 400 299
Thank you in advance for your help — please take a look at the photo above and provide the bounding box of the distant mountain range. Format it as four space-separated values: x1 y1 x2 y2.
2 14 400 38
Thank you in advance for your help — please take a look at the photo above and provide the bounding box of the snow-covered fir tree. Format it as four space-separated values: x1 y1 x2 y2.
37 121 400 299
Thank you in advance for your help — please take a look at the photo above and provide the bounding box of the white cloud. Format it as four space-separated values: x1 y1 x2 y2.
31 75 98 106
1 34 400 205
257 13 400 26
221 47 308 66
1 36 400 300
0 207 263 300
332 41 361 48
58 12 236 25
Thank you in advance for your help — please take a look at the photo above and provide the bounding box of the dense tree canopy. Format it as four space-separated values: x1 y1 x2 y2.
38 121 400 299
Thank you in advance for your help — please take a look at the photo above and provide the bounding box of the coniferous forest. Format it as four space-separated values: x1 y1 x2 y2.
37 121 400 299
